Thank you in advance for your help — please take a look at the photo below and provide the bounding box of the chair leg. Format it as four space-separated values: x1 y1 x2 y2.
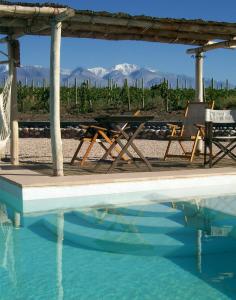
70 140 84 165
98 130 129 161
190 134 200 162
99 142 116 159
179 141 187 154
164 140 172 160
80 132 99 166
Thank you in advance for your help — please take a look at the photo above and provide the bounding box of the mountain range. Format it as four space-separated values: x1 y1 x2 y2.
0 63 232 89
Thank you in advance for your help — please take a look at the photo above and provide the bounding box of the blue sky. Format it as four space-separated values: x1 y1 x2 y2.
2 0 236 83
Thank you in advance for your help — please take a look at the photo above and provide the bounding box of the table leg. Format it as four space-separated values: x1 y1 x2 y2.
107 123 152 173
212 140 236 166
119 126 153 171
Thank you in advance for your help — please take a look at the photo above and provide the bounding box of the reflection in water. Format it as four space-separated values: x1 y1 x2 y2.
2 197 236 299
57 212 64 300
0 204 16 285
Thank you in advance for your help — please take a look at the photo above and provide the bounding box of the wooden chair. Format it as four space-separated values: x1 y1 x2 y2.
71 124 118 166
164 101 214 162
71 110 140 166
204 109 236 167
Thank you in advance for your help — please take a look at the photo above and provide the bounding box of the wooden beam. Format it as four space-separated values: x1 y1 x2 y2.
50 20 64 176
0 9 75 38
55 8 75 22
65 23 234 41
72 14 236 36
0 5 69 17
0 60 9 65
8 39 19 166
0 33 25 43
187 39 236 54
62 30 207 45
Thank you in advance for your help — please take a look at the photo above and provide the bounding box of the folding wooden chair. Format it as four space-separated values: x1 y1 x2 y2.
70 124 118 166
164 101 214 162
204 109 236 167
71 110 140 166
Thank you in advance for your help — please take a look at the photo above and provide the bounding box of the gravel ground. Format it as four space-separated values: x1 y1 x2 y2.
4 138 193 164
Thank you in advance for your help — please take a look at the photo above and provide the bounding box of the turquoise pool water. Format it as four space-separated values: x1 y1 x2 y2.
1 197 236 299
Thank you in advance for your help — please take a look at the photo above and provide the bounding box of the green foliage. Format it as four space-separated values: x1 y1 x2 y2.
15 82 236 115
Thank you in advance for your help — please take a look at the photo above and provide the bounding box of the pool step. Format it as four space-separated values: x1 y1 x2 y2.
43 216 236 257
98 203 183 218
44 217 196 256
72 210 195 235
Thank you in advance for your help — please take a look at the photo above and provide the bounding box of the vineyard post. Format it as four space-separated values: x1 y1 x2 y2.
67 78 69 106
164 78 169 112
43 78 46 90
142 78 145 109
75 77 78 105
107 78 110 105
211 77 214 89
87 79 93 110
110 78 113 104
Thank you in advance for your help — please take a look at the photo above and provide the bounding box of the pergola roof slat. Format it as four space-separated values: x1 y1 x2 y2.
0 2 235 46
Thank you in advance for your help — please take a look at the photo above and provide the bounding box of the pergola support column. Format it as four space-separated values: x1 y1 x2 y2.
8 40 19 166
50 20 63 176
195 52 204 152
195 52 204 102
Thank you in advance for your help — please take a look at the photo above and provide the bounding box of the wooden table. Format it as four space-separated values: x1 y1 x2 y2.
95 115 154 173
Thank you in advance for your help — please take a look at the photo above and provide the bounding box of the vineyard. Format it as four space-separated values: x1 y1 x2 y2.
7 81 236 119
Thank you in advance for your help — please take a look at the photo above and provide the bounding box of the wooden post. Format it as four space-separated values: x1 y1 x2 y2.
195 52 204 152
8 40 19 166
50 20 63 176
195 52 204 102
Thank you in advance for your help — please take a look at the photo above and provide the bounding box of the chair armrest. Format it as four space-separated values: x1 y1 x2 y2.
166 123 181 129
80 124 90 129
89 125 108 131
195 124 205 128
166 123 182 137
194 124 205 137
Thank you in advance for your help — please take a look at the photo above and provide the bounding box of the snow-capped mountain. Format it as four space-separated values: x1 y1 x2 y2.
111 63 139 76
88 67 108 78
0 63 232 88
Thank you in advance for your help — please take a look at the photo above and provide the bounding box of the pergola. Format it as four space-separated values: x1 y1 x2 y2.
0 1 236 176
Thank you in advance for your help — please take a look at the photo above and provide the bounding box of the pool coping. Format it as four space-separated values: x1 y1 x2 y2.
1 166 236 188
1 166 236 216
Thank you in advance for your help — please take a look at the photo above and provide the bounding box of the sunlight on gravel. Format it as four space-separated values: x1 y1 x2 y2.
4 138 193 164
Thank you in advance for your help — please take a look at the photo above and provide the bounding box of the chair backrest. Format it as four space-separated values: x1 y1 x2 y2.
120 110 141 130
182 102 213 137
205 109 236 123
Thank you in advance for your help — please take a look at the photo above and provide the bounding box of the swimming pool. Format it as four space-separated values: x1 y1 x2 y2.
1 195 236 300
